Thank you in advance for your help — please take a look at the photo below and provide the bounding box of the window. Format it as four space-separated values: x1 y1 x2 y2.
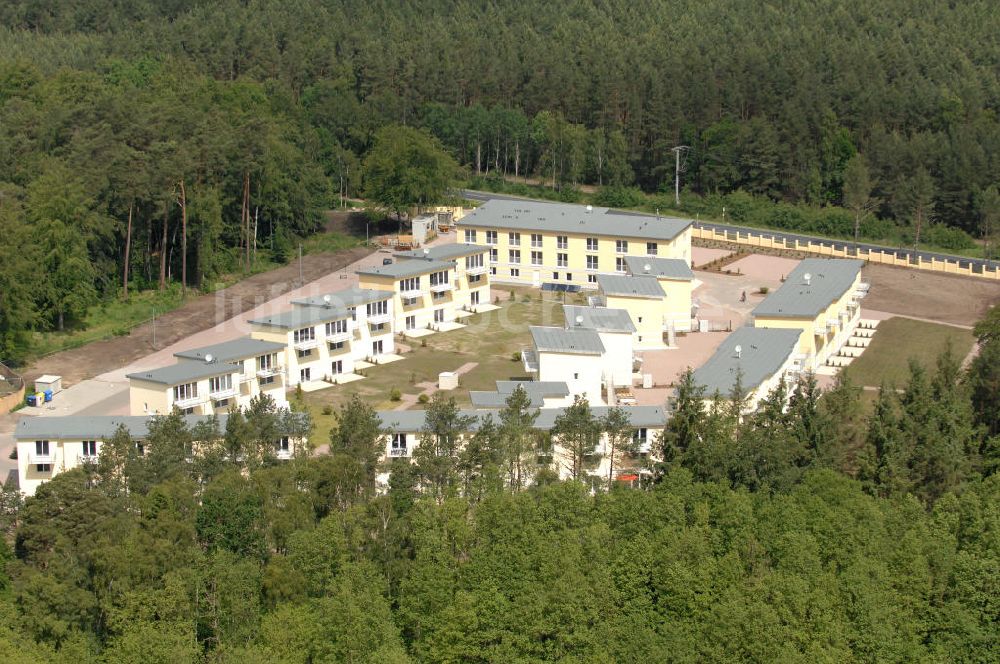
573 372 579 380
471 291 480 305
616 256 627 272
300 367 311 382
552 272 559 280
434 309 445 323
350 307 357 321
557 253 568 267
402 296 418 307
135 442 145 457
633 428 647 444
36 464 51 473
325 319 348 336
430 270 449 286
257 353 275 372
588 274 597 284
489 248 498 263
371 322 387 332
586 237 599 251
260 375 275 385
531 233 543 247
638 316 643 323
35 440 49 457
565 272 572 281
173 382 197 402
531 251 543 266
616 239 628 253
508 249 520 264
82 440 98 458
646 242 658 256
399 277 420 292
331 360 343 375
209 374 233 394
510 268 520 278
508 232 520 246
297 348 312 359
586 255 599 270
277 437 291 453
432 290 447 300
490 267 497 275
293 327 315 343
366 300 388 316
391 433 407 455
557 235 568 249
372 339 384 354
469 273 482 284
486 230 497 244
464 229 477 243
465 254 484 269
405 315 416 330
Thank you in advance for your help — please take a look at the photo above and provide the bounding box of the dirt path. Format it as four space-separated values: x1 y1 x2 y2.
23 246 374 385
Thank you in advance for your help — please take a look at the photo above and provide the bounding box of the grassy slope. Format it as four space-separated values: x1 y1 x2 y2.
847 317 975 388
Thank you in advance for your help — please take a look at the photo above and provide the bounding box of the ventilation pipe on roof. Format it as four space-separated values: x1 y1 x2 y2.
804 272 812 286
734 345 742 359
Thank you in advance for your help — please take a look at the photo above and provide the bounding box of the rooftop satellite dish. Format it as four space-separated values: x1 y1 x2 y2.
803 272 812 285
586 204 593 213
423 247 430 255
322 294 332 307
643 263 652 272
575 315 584 326
204 353 214 363
734 345 742 358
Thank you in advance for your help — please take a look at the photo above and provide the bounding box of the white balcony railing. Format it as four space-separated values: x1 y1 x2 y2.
813 325 827 336
399 288 423 299
275 448 292 461
389 447 409 457
256 366 283 379
465 264 487 276
367 312 392 325
173 394 206 409
210 387 238 401
293 338 319 351
430 282 453 293
31 451 55 464
326 330 351 343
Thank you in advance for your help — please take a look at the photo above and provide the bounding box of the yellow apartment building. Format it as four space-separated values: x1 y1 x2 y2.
357 244 490 335
456 199 691 289
173 337 289 409
751 258 866 371
128 361 246 416
622 255 695 332
595 274 670 349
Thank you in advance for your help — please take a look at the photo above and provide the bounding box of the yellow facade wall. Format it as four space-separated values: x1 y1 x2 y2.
129 380 170 416
603 295 666 349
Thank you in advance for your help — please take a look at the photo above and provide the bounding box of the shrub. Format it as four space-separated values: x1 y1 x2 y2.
322 405 333 416
417 393 429 404
592 186 646 209
759 286 770 295
421 338 427 347
511 351 521 362
389 387 402 402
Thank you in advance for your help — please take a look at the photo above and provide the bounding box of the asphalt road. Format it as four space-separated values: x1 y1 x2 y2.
458 189 1000 273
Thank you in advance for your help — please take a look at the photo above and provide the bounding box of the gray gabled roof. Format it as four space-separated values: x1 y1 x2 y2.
752 258 863 319
249 305 351 330
174 337 285 363
127 361 243 386
624 255 694 281
292 287 393 309
395 243 488 261
530 326 605 355
356 258 455 279
597 274 665 299
563 305 636 334
457 199 691 242
471 380 571 408
15 414 230 440
377 405 667 433
691 327 801 395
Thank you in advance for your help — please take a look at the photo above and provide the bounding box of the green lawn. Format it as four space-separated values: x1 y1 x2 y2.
846 317 975 388
299 288 588 437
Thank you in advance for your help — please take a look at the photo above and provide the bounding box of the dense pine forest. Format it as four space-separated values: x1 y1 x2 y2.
3 0 1000 359
0 311 997 662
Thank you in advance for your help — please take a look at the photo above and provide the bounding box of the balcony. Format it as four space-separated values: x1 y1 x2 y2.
465 264 487 276
30 450 55 464
275 448 292 461
389 447 409 457
853 282 871 300
173 394 206 409
210 386 238 401
293 338 319 351
399 287 423 299
813 324 827 336
326 329 351 343
256 366 283 379
521 348 539 373
366 311 392 325
430 281 453 293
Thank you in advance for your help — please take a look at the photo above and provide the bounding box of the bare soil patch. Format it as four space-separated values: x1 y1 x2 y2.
23 246 374 385
862 264 1000 327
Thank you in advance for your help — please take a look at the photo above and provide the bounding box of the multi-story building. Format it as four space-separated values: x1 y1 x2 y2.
595 274 671 349
356 245 490 336
128 361 246 416
690 327 803 412
375 404 667 482
470 380 574 409
622 256 695 332
522 326 608 404
456 199 691 289
561 305 636 387
172 337 289 409
13 413 307 497
249 292 395 386
751 259 866 371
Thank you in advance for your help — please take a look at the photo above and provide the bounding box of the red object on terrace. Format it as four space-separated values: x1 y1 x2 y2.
617 474 639 482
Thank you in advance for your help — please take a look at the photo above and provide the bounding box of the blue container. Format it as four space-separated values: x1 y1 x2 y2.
43 390 53 402
26 394 38 406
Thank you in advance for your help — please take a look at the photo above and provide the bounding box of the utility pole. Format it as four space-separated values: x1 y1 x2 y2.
671 146 690 207
298 244 303 285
